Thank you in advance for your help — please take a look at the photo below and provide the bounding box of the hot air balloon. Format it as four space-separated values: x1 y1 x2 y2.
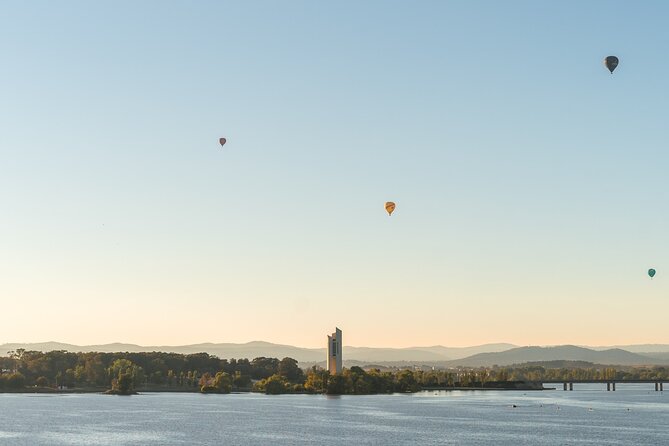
604 56 619 74
385 202 396 216
219 137 227 147
648 268 656 279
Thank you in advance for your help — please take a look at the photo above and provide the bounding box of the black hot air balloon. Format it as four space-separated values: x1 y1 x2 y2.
604 56 619 74
219 137 227 147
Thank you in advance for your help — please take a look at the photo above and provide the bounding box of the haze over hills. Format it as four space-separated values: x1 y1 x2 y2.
0 342 515 363
446 346 669 367
589 344 669 353
0 342 326 363
342 344 517 362
1 342 668 367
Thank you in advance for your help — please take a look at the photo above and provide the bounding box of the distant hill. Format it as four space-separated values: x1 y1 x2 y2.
508 360 601 369
0 341 515 363
639 352 669 361
403 344 517 360
1 342 667 366
341 343 516 362
589 344 669 353
448 346 667 367
0 341 326 363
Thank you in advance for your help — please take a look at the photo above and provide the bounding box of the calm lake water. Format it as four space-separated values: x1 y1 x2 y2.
0 385 666 445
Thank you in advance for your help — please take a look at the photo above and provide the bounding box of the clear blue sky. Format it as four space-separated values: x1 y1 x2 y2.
1 1 668 347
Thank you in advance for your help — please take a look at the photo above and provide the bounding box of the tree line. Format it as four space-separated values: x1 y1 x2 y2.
1 350 668 394
0 349 302 394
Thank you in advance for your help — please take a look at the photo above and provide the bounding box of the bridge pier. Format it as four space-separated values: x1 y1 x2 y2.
547 380 663 391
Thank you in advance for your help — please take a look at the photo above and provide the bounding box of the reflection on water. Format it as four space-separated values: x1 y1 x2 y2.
0 386 667 445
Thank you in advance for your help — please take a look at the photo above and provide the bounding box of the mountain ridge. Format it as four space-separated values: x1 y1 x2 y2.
446 345 668 367
1 341 668 366
0 341 514 363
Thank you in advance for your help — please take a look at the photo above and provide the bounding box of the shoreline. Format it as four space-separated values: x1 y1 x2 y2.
0 386 551 395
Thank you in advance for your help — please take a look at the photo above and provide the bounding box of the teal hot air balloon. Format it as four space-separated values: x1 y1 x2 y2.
648 268 656 279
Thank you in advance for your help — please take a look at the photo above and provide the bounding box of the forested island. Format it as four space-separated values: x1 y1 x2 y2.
1 350 668 395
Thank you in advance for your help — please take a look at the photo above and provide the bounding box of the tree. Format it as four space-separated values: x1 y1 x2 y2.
477 369 490 387
4 372 26 389
304 367 328 393
278 357 304 383
494 369 510 382
344 367 371 394
83 354 108 386
233 371 251 389
109 359 142 394
199 372 214 388
262 374 290 395
113 372 134 394
213 372 232 393
251 357 279 379
63 368 76 388
326 374 346 395
395 370 418 392
9 349 25 362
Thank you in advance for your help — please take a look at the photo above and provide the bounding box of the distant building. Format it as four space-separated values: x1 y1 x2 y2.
327 327 342 374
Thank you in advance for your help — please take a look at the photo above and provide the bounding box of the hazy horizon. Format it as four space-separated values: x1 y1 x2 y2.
2 338 669 352
2 1 669 348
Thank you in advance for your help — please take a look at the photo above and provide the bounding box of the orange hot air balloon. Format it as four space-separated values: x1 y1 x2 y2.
385 202 396 216
219 137 227 147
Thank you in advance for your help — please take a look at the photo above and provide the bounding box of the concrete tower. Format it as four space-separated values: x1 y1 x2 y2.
327 327 342 374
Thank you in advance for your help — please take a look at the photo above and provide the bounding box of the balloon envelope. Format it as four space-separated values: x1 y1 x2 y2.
385 202 396 216
604 56 619 73
219 137 227 147
648 268 656 278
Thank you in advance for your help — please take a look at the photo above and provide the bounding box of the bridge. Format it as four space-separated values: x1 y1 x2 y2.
542 380 665 391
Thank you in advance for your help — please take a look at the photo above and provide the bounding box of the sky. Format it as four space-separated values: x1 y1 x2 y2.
1 1 668 348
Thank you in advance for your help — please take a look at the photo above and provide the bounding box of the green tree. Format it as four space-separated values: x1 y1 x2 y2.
233 371 251 389
5 372 26 389
304 367 328 393
113 372 134 394
278 357 304 383
213 372 232 393
265 374 290 394
395 370 418 392
251 357 279 379
84 354 108 386
109 359 142 393
326 374 346 395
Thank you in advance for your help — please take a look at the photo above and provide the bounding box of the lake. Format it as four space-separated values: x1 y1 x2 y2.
0 385 666 445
